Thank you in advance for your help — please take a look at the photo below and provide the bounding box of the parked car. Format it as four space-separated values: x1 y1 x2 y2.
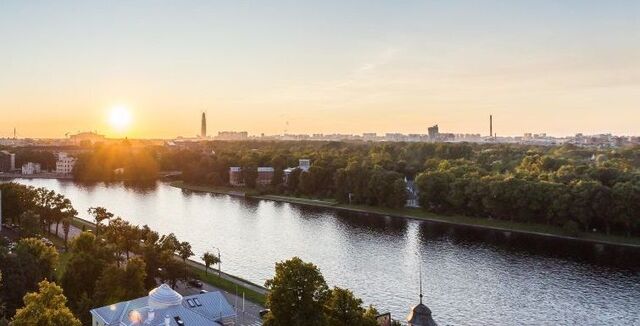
199 289 208 294
187 279 203 288
259 309 271 318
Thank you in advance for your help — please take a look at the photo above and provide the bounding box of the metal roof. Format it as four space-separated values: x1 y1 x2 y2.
90 285 236 325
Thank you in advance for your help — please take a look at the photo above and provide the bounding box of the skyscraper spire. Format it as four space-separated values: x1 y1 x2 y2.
201 112 207 138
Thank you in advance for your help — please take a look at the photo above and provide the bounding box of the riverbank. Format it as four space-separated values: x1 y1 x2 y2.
0 172 73 180
171 181 640 248
69 216 267 305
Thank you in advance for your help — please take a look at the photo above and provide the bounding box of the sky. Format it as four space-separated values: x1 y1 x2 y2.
0 0 638 139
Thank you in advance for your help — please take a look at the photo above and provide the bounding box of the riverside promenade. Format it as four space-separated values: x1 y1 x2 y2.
50 217 267 325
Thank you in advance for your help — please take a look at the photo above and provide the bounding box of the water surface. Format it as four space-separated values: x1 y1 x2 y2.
10 179 640 325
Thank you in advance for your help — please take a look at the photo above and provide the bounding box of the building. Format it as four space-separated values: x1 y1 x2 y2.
55 152 76 175
69 131 106 145
298 159 311 172
229 167 243 186
284 159 311 183
427 125 439 139
201 112 207 138
406 272 437 326
0 151 15 172
257 167 275 186
216 131 248 141
90 283 236 326
21 162 41 175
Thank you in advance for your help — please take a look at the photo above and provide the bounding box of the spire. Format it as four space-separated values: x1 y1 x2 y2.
419 266 423 304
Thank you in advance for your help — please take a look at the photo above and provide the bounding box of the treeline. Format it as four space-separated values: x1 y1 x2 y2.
72 141 159 182
0 183 198 324
415 153 640 237
13 149 57 171
28 140 640 237
168 141 640 237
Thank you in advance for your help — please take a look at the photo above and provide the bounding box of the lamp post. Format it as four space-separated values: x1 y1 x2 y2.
212 247 221 276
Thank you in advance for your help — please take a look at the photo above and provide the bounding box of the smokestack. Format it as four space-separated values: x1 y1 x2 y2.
489 115 493 138
201 112 207 138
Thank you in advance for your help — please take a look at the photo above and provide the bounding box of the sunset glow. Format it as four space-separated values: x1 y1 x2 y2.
108 106 132 133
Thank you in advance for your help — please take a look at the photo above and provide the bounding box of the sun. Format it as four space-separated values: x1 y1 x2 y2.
109 106 132 132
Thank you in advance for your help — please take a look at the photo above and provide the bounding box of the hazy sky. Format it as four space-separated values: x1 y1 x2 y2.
1 0 638 138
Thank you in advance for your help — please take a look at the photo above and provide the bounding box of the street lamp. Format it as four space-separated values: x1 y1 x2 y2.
211 247 221 276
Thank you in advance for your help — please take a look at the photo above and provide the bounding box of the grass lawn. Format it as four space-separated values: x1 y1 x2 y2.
334 204 640 246
71 217 96 231
170 181 249 196
254 194 337 207
189 266 266 306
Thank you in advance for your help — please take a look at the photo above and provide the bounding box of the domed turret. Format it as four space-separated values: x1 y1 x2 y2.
407 268 437 326
148 284 183 309
407 301 437 326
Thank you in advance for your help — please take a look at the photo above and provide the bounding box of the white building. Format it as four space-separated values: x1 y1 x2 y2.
90 283 237 326
298 159 311 172
21 162 41 175
55 152 76 175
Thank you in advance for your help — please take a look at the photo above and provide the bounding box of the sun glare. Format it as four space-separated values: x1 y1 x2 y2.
109 106 132 132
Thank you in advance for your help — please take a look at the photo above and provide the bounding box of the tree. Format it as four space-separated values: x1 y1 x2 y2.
264 257 330 326
62 217 71 249
93 258 147 307
177 241 194 279
61 232 111 316
12 280 81 326
87 206 113 237
19 210 40 238
325 287 378 326
15 238 59 286
202 251 220 276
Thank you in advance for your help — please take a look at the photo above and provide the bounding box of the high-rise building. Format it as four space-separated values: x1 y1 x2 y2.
0 151 16 172
428 125 439 139
490 115 493 138
201 112 207 138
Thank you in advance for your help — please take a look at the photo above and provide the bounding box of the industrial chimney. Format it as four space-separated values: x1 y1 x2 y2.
489 115 493 138
201 112 207 138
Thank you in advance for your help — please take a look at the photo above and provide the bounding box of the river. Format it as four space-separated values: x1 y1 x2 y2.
8 179 640 325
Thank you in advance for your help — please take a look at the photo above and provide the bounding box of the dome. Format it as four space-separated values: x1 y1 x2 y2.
407 303 437 326
148 284 183 309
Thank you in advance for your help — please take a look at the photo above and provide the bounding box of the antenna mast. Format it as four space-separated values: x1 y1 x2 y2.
419 266 423 304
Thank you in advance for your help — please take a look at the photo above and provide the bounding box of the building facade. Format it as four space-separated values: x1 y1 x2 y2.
55 152 76 175
256 167 275 186
0 151 15 172
21 162 41 175
229 167 243 186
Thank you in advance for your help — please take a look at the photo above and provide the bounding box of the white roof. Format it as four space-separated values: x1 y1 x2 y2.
90 284 236 326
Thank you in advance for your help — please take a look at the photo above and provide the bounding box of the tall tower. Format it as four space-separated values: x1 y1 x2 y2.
201 112 207 138
489 115 493 138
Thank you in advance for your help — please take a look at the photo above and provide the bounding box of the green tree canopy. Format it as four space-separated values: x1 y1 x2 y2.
12 280 81 326
264 257 330 326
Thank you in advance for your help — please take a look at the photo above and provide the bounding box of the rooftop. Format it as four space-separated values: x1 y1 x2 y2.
90 284 236 325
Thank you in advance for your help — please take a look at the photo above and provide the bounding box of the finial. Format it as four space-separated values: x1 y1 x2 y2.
419 266 423 304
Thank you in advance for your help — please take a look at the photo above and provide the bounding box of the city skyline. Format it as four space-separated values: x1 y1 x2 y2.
1 0 639 138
